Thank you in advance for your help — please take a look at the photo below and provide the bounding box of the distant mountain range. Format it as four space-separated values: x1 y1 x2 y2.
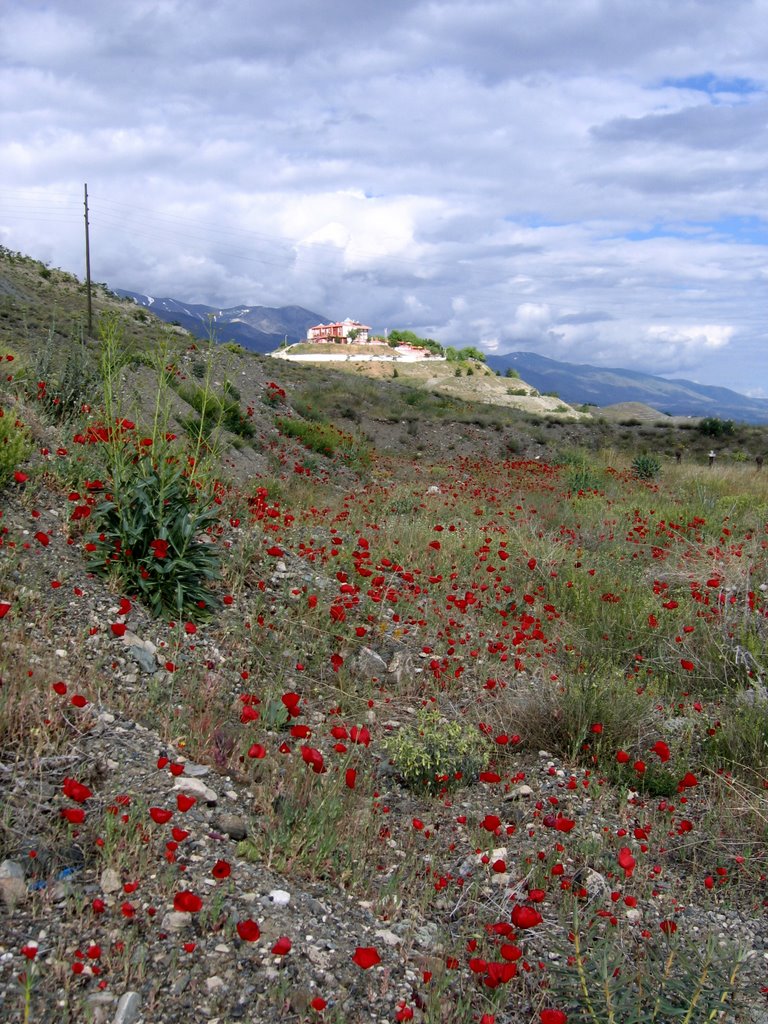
115 290 325 352
486 350 768 424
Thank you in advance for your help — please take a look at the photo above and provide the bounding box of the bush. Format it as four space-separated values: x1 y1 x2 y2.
86 453 222 619
699 417 735 438
384 707 487 794
631 453 661 479
493 670 657 767
85 316 223 619
0 404 31 488
275 416 371 468
703 694 768 787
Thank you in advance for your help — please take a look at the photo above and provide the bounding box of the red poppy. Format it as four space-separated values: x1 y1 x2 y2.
541 1011 568 1024
248 743 267 759
301 745 325 773
310 997 327 1012
176 794 196 812
651 740 671 763
211 860 231 879
349 725 371 746
480 814 501 832
617 847 636 877
271 936 292 955
345 768 357 789
52 682 67 695
173 891 203 913
149 807 173 824
61 807 85 825
0 602 10 618
680 659 695 672
62 778 92 803
659 920 677 935
21 944 38 960
678 772 698 790
352 946 381 969
236 919 261 941
511 905 542 929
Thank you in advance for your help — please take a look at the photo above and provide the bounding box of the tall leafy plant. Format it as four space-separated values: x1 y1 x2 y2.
85 316 222 619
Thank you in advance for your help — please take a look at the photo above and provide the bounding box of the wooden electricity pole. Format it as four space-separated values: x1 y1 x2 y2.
84 183 93 337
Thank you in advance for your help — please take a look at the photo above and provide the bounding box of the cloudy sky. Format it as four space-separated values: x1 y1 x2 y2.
3 0 768 393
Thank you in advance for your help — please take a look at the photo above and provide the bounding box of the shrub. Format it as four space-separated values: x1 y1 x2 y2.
699 416 735 438
384 707 487 795
703 694 768 787
85 316 223 619
86 452 222 619
631 453 661 479
0 404 31 488
493 670 657 767
549 910 745 1023
275 416 371 468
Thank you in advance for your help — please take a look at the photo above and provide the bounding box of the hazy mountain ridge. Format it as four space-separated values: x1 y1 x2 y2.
486 350 768 424
116 289 326 352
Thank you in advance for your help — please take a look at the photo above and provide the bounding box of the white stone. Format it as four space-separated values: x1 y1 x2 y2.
174 777 217 803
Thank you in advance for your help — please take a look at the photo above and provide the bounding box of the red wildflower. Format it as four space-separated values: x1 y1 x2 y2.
345 768 357 789
0 602 10 618
173 891 203 913
176 794 196 812
236 919 261 941
352 946 381 969
62 778 92 803
511 905 542 929
651 740 671 763
271 936 292 955
678 772 698 790
617 847 636 877
301 745 325 773
541 1011 568 1024
149 807 173 824
680 659 695 672
480 814 502 832
61 807 85 824
212 860 231 879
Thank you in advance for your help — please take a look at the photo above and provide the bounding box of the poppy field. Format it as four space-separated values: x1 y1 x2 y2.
0 318 767 1023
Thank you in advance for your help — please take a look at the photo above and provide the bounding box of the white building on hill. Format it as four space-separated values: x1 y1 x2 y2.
307 318 371 343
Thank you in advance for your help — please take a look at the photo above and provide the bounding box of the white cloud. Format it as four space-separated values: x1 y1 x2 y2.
1 0 768 392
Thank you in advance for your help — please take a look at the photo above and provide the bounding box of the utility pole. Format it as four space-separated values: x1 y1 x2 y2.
84 183 93 337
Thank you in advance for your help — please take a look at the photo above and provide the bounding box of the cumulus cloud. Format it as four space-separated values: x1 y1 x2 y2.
1 0 768 392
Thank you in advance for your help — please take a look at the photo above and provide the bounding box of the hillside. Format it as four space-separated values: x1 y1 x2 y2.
274 343 585 419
